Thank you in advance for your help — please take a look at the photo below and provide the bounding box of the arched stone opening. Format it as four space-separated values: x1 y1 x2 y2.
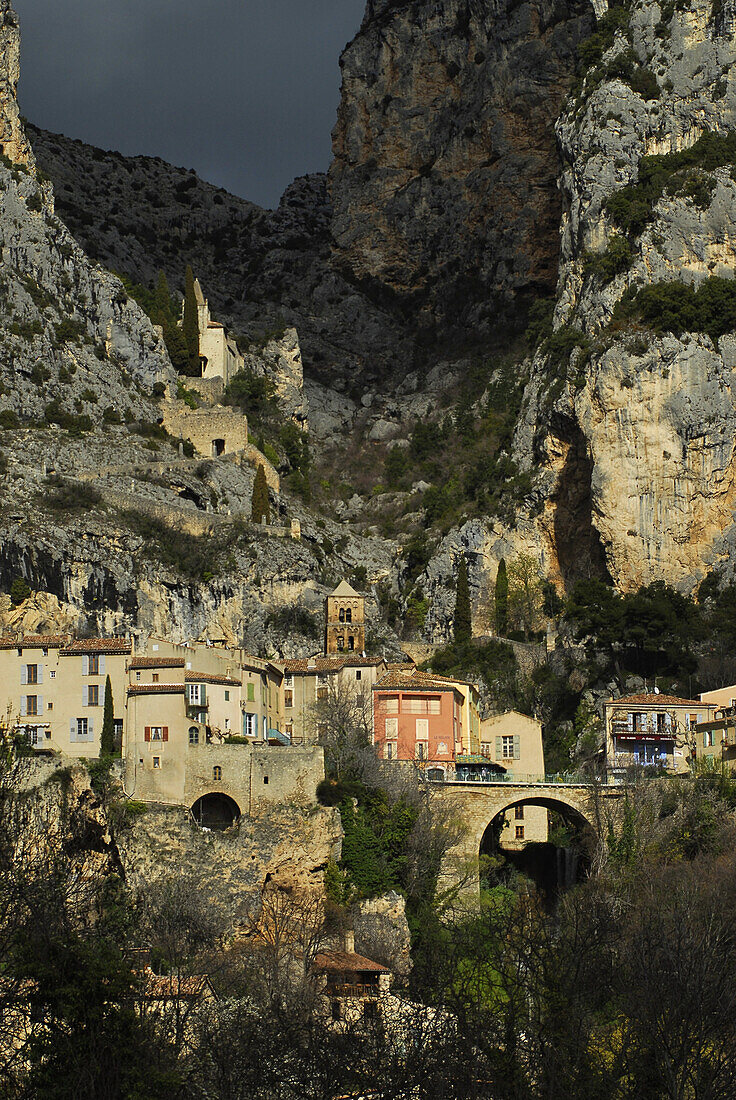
479 796 595 901
191 792 240 831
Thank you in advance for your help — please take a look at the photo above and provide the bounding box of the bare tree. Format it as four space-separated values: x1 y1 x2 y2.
305 679 375 780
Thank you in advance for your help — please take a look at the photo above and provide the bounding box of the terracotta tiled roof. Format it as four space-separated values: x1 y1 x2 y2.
419 670 478 690
185 672 240 687
0 634 69 649
373 670 463 694
127 684 186 696
283 656 383 674
61 638 131 655
313 951 390 973
609 693 705 707
130 657 186 669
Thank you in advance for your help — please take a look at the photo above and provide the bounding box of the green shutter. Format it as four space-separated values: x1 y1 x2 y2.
247 682 255 702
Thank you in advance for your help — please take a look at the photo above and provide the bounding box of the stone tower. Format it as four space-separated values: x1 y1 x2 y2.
325 580 365 656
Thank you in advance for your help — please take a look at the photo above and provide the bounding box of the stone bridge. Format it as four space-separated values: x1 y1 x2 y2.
433 780 626 884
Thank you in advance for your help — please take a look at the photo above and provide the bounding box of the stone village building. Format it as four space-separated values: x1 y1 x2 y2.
604 693 717 778
185 277 244 387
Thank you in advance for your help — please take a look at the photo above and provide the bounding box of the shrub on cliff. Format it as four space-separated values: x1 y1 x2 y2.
251 464 270 524
613 276 736 340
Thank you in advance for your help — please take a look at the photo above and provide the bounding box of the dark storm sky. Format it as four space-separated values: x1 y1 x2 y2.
14 0 366 209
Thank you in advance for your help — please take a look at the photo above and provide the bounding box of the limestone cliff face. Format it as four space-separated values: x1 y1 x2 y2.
0 1 33 170
515 0 736 592
329 0 595 343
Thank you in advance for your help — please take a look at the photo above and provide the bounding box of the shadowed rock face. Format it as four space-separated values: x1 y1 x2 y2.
329 0 596 347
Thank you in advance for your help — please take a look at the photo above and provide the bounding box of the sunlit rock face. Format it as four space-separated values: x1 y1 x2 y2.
329 0 596 348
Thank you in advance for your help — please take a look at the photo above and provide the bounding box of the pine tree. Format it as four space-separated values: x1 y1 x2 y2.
100 675 115 757
182 265 201 377
251 465 270 524
495 558 508 637
454 555 472 644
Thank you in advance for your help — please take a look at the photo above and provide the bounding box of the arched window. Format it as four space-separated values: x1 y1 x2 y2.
213 765 222 781
348 636 355 651
188 727 199 745
339 608 345 622
337 637 344 651
345 608 352 623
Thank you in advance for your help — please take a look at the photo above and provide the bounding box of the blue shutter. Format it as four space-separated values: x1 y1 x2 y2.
514 735 521 760
20 665 27 685
69 718 77 742
37 665 43 684
82 655 89 676
99 655 106 675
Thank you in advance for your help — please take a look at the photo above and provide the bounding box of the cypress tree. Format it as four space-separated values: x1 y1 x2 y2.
251 465 270 524
454 555 472 644
100 675 115 757
495 558 508 636
153 270 172 325
182 265 201 377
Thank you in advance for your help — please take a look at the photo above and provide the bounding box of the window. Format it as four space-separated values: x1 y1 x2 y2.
345 609 352 624
416 718 429 741
385 742 397 760
337 637 344 651
501 736 515 759
213 766 222 781
151 727 163 741
152 673 159 683
247 682 255 702
26 664 38 684
135 671 141 681
224 690 230 701
481 742 491 756
437 741 448 755
225 718 230 731
243 713 257 738
348 636 355 651
415 742 428 761
339 608 345 622
114 719 123 739
26 696 38 716
47 701 53 711
515 826 524 840
704 730 714 748
50 670 55 679
87 684 99 707
515 805 524 820
285 675 293 687
263 775 269 785
317 687 328 701
88 655 100 675
318 674 328 685
331 1000 342 1021
189 727 199 745
385 717 398 738
42 647 48 657
153 757 160 769
355 670 362 681
76 718 89 740
382 695 399 714
188 684 201 704
285 690 294 708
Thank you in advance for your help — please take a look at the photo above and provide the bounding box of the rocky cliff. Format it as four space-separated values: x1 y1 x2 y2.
516 0 736 593
330 0 595 345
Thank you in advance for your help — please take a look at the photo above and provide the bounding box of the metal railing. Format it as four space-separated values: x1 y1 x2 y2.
439 772 604 787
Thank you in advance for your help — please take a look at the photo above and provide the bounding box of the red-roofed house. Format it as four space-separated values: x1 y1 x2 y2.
604 693 718 777
372 669 470 777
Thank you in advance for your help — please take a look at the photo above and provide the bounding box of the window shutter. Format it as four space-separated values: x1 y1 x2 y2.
514 735 521 760
88 718 94 740
665 713 672 731
100 655 106 675
20 665 27 685
38 695 44 714
82 655 89 676
70 718 77 742
162 727 169 742
144 727 151 742
37 665 43 684
201 684 207 705
627 713 633 732
20 697 26 717
495 736 502 758
83 685 89 707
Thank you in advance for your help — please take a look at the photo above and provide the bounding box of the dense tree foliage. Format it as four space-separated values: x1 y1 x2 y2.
251 464 270 525
494 558 508 636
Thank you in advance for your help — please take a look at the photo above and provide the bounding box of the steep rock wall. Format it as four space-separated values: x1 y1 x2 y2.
330 0 596 344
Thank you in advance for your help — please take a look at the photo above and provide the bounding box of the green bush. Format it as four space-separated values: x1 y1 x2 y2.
0 409 19 429
612 276 736 340
43 476 103 513
583 233 633 282
44 401 93 435
607 130 736 236
265 605 320 638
